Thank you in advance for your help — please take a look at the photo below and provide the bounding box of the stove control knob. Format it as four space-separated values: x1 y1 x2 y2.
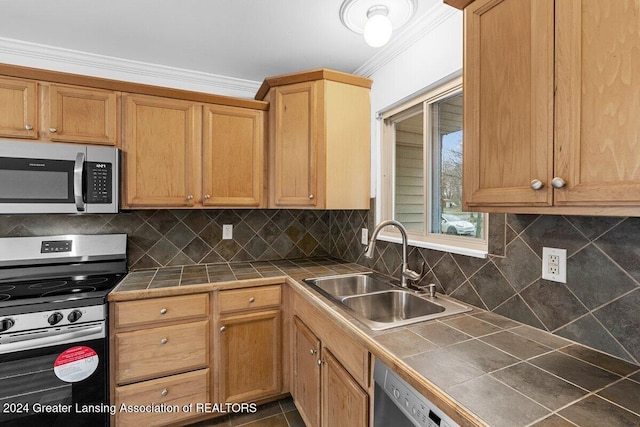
48 312 64 325
67 310 83 323
0 318 15 332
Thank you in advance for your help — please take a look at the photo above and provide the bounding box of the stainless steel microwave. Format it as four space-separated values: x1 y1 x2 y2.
0 140 119 214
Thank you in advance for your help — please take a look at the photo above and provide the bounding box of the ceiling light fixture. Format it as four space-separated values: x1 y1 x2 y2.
340 0 417 48
363 6 392 48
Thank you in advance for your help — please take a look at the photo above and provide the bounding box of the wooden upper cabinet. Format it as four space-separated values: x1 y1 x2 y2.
462 0 640 214
271 81 319 207
45 84 118 145
463 0 554 208
0 76 38 139
122 94 201 208
555 0 640 206
202 104 265 207
258 69 372 209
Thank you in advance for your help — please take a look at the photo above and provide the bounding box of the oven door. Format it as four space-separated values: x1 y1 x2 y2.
0 323 109 427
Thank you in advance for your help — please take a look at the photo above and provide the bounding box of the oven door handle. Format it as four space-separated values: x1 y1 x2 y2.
74 152 86 212
0 324 104 354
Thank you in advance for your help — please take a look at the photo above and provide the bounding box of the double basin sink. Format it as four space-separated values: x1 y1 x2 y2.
303 272 471 330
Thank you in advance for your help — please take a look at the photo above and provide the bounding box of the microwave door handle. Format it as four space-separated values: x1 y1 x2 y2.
74 152 86 212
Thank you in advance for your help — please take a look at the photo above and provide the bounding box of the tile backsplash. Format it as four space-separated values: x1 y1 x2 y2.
334 207 640 365
2 206 639 365
0 209 332 270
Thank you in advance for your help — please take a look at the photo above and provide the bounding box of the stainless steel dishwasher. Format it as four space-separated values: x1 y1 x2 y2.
373 359 460 427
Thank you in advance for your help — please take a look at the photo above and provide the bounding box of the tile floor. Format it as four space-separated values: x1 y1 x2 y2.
188 398 305 427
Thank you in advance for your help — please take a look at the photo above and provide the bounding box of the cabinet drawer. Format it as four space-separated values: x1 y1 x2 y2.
115 368 209 427
114 293 208 328
115 320 209 384
219 285 281 314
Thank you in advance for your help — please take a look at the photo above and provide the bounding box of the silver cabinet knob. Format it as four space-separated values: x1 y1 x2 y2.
220 326 226 332
308 194 314 199
160 308 167 315
204 194 210 200
25 124 33 130
310 349 317 355
49 127 57 133
530 179 544 190
248 297 255 303
551 177 566 189
186 194 194 200
317 359 324 366
160 338 168 344
161 389 168 397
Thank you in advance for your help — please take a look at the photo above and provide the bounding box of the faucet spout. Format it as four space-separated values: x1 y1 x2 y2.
363 219 424 287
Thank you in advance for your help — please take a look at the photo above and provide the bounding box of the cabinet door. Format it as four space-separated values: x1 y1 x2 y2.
219 310 281 403
321 349 368 427
202 104 265 207
0 76 37 139
555 0 640 205
292 316 321 427
123 94 201 207
47 84 118 145
270 81 319 207
463 0 554 208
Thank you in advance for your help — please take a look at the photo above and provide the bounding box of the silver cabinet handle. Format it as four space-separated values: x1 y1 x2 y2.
204 194 210 200
220 326 226 332
308 194 314 199
249 297 255 303
310 349 317 355
161 389 168 397
49 127 57 133
160 308 167 315
530 179 544 190
551 177 566 189
186 194 194 200
160 338 168 344
317 359 324 366
25 124 33 130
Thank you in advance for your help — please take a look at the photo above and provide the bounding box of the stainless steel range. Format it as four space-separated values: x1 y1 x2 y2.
0 234 127 427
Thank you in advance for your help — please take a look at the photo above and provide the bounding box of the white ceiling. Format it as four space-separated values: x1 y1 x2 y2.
0 0 439 84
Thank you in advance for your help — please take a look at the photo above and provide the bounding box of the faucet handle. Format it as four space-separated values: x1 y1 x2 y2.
403 261 428 283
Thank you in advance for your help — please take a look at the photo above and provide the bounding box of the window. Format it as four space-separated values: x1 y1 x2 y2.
378 77 488 257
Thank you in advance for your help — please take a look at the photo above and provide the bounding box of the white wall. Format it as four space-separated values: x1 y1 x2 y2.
367 8 463 199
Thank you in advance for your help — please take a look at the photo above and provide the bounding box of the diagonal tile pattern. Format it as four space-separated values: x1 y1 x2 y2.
2 202 640 365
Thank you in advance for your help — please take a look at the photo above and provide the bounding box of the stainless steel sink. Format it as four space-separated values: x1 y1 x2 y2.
303 273 471 330
305 273 395 298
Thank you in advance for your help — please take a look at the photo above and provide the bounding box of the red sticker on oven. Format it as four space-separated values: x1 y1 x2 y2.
53 346 99 383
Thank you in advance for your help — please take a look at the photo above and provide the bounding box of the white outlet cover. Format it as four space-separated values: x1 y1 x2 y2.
361 228 368 245
542 247 567 283
222 224 233 240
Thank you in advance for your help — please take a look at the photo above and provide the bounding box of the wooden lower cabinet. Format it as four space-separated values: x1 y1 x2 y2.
218 309 282 403
114 369 209 427
115 320 209 384
322 350 368 427
293 316 321 427
110 293 211 427
292 314 369 427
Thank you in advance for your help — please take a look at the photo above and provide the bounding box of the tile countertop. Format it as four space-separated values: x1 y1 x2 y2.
109 258 640 427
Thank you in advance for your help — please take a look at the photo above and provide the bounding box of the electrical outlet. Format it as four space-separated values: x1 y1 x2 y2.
542 247 566 283
222 224 233 240
361 228 368 245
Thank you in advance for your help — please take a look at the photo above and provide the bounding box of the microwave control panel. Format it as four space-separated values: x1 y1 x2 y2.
85 162 112 204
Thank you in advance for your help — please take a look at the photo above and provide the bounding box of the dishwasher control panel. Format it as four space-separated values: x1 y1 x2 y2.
374 359 460 427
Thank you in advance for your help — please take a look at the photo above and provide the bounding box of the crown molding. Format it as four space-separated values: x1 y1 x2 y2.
0 37 261 99
354 2 459 77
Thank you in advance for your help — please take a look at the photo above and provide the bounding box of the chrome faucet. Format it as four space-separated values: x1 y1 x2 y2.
364 219 426 288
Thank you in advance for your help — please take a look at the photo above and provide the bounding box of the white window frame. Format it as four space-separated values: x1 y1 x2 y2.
376 76 488 258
